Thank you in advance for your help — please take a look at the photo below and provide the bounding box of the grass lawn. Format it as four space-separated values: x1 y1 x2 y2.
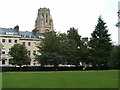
2 70 118 88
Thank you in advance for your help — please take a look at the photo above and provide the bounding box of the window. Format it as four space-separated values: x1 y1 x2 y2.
6 32 14 35
22 42 25 46
34 63 36 65
2 39 5 43
2 48 5 55
33 42 36 46
42 13 44 18
26 35 29 38
33 50 36 56
28 42 31 46
33 60 36 65
8 39 12 43
46 19 48 23
2 60 5 64
15 40 17 43
2 51 5 55
28 51 31 56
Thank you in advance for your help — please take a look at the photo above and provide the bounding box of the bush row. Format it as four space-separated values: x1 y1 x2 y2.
2 66 83 72
2 66 109 72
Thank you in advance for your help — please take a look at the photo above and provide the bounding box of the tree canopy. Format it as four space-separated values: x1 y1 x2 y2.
9 44 30 67
108 45 120 69
35 16 117 69
36 28 85 67
36 31 61 67
88 16 112 68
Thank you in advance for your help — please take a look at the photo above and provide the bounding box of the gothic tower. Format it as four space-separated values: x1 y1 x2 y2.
33 7 54 35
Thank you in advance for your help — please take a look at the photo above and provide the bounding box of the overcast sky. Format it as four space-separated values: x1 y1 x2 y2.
0 0 119 44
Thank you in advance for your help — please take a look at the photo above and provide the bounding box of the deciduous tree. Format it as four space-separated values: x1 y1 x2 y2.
9 44 30 67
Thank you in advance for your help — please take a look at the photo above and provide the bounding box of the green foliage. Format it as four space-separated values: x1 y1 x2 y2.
36 17 114 68
108 46 120 69
9 44 30 67
36 28 85 67
88 16 112 68
66 28 83 66
79 44 89 64
36 31 62 67
67 27 82 47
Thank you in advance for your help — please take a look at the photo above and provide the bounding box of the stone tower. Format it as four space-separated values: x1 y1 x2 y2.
33 7 54 35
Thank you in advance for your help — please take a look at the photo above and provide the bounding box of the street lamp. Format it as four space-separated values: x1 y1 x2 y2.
116 1 120 45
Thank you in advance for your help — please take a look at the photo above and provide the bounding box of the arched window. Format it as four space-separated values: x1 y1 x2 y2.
46 14 48 18
45 29 49 32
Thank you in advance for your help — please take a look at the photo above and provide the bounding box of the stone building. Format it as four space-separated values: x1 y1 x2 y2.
0 7 54 66
0 26 41 66
33 7 54 35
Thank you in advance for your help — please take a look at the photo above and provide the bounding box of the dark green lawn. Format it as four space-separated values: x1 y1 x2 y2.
2 70 118 88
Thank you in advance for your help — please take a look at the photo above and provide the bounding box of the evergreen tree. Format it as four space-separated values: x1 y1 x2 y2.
66 27 83 66
67 27 82 47
89 16 112 69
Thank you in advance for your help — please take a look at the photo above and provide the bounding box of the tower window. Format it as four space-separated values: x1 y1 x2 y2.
46 14 48 23
42 14 44 18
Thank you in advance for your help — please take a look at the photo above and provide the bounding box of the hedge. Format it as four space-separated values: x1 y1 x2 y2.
1 66 110 72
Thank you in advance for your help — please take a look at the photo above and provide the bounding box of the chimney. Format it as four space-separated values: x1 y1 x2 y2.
14 25 19 31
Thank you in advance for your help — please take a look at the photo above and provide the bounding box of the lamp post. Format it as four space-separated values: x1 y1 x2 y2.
116 1 120 45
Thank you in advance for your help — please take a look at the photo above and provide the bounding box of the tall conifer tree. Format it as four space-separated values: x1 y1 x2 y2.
89 16 112 69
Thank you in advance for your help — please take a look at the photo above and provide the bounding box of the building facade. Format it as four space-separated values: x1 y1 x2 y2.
0 27 41 66
0 7 54 66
